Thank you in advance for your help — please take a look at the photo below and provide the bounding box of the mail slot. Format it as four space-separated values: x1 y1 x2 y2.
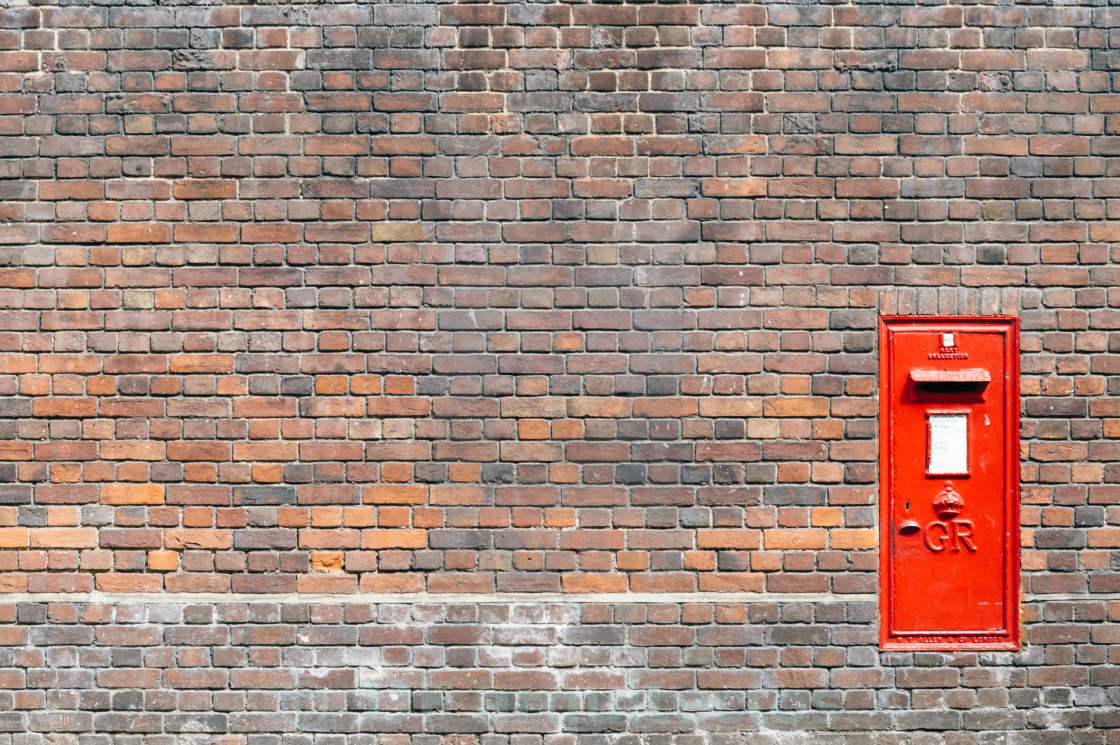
879 316 1020 650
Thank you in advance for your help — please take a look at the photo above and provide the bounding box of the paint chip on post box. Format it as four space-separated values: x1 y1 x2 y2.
880 317 1020 651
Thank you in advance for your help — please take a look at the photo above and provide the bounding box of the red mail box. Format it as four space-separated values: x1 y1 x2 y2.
879 316 1020 650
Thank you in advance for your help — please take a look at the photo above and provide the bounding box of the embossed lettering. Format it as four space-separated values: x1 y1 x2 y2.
923 519 978 553
951 519 977 552
924 521 949 552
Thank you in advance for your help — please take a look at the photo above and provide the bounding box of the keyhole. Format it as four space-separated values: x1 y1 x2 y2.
905 501 910 511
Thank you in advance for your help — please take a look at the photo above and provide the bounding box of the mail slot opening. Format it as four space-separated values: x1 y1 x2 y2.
909 369 990 398
917 380 982 395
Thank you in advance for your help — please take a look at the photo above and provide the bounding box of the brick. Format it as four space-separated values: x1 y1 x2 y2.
100 484 164 505
164 529 231 550
105 223 171 244
561 574 627 593
364 485 426 504
169 354 235 374
763 530 828 550
29 528 97 548
100 442 164 461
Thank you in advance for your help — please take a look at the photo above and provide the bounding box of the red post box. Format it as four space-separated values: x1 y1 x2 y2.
879 316 1020 650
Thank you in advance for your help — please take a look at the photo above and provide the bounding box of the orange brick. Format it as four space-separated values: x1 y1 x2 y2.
1088 529 1120 548
697 529 761 549
252 464 284 483
168 354 235 374
100 441 165 461
553 333 582 351
359 573 423 593
384 376 414 395
50 463 82 483
361 529 426 549
30 528 97 548
413 508 443 528
0 355 35 374
763 529 828 550
698 573 765 592
116 462 148 482
184 464 217 482
562 573 627 593
0 575 27 593
698 399 762 417
172 179 236 200
701 177 766 197
310 507 342 527
778 463 810 482
148 551 179 572
449 463 481 482
106 223 171 244
293 569 358 591
829 529 877 550
544 508 576 527
364 485 426 504
182 508 214 527
342 507 376 527
300 529 360 550
631 573 693 592
519 419 550 440
427 573 494 593
616 551 649 571
551 419 582 439
375 507 412 530
100 484 164 505
549 463 579 483
311 552 344 572
350 375 382 395
567 398 631 418
0 529 28 548
811 507 844 527
21 376 49 396
232 442 298 461
632 398 697 417
33 398 97 418
86 376 116 395
379 463 412 482
0 443 32 461
762 398 830 417
163 529 231 550
315 375 348 394
684 551 716 571
278 508 309 527
47 506 78 526
430 486 487 505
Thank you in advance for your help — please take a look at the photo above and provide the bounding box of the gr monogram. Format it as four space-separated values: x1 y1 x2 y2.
923 519 977 553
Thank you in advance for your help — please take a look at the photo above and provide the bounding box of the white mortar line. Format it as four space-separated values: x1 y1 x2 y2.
1023 592 1120 603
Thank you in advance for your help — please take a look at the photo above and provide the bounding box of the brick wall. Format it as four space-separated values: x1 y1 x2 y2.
1 0 1118 739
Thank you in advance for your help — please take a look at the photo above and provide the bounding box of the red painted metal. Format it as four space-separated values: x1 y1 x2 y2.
879 316 1020 650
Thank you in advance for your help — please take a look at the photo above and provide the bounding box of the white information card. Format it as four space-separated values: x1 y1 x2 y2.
928 414 968 475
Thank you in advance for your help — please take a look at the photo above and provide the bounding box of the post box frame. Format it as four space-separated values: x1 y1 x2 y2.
879 316 1020 651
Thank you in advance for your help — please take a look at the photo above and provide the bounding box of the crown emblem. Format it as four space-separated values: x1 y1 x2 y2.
932 481 964 518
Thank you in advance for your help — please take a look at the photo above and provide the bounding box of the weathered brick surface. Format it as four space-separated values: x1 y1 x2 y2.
2 0 1120 736
0 600 1104 740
